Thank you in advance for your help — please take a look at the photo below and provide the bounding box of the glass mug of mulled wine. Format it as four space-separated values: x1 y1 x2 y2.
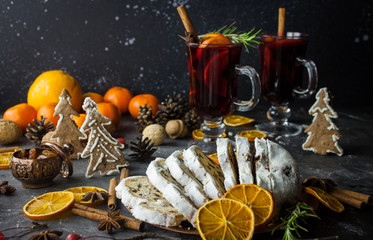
256 32 318 137
186 41 261 153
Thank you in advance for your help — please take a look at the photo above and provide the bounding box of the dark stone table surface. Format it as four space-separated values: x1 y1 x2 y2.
1 104 372 240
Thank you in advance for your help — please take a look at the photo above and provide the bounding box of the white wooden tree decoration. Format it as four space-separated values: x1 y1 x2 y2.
80 97 128 178
302 87 343 156
50 89 86 159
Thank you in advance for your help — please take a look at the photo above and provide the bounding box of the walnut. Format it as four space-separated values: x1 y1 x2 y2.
165 120 188 139
142 124 166 146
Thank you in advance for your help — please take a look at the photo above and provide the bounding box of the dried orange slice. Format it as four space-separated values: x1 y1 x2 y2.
223 184 274 227
207 153 219 164
239 130 267 141
64 186 107 207
196 198 255 240
224 115 255 127
23 191 75 220
192 129 226 140
0 148 20 169
304 186 344 213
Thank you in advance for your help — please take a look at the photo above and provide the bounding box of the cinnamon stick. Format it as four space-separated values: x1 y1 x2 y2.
331 188 371 205
0 146 19 153
120 167 130 182
278 8 285 37
72 203 144 232
329 190 365 209
108 177 118 211
177 5 199 43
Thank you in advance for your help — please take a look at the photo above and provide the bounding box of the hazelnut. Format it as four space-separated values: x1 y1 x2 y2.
165 120 188 139
142 124 166 146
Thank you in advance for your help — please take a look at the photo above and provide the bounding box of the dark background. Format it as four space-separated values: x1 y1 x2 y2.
0 0 372 112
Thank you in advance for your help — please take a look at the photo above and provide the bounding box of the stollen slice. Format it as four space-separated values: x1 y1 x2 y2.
183 145 226 199
235 136 254 184
115 176 185 227
146 158 198 227
165 150 210 207
216 138 238 191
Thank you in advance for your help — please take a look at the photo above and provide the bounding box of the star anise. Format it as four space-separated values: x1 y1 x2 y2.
81 190 110 202
97 210 126 234
0 181 16 195
303 176 337 192
28 230 63 240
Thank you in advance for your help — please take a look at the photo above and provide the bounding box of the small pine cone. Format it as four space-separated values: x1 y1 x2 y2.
25 116 55 145
136 105 155 132
164 92 189 116
184 109 201 130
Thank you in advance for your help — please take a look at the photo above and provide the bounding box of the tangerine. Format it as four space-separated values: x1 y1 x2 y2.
3 103 37 133
27 70 82 112
104 87 133 114
72 113 86 128
37 103 59 126
128 94 160 119
97 102 121 128
82 92 104 104
200 33 232 47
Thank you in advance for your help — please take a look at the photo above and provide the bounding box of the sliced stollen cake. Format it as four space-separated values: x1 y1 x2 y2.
235 136 254 184
254 138 300 216
254 138 273 192
183 145 226 199
146 158 198 227
216 138 238 191
115 176 185 227
165 150 210 207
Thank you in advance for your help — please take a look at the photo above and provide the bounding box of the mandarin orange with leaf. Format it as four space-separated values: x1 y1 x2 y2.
3 103 37 133
104 87 133 114
128 94 160 119
37 103 59 126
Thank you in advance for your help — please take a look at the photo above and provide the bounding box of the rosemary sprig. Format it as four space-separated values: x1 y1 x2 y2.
272 202 320 240
215 22 261 52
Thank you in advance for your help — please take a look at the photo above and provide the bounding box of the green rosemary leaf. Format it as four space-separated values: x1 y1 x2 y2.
214 22 261 52
272 202 319 240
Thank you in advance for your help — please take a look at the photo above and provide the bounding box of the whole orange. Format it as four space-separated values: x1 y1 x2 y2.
128 94 160 119
82 92 104 104
104 87 133 114
27 70 83 112
3 103 37 133
37 103 59 126
72 113 86 128
97 102 121 128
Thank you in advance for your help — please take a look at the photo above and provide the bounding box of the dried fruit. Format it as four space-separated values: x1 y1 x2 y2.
223 115 255 127
64 186 108 207
196 198 255 240
304 186 345 213
223 184 274 227
239 130 267 141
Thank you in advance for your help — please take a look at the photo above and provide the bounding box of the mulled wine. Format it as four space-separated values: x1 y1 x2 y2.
187 43 242 118
259 36 307 104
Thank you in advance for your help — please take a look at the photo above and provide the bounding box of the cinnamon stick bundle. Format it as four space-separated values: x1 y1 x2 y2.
72 203 144 232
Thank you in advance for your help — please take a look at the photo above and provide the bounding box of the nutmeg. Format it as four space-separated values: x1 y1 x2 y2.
142 124 166 146
0 119 22 144
165 120 188 139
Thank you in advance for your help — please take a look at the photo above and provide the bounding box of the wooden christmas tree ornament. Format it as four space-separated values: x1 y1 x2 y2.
42 89 86 159
302 87 343 156
80 97 128 178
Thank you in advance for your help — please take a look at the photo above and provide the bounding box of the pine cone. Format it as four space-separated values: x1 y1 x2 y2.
184 109 200 130
129 136 157 161
156 92 189 125
136 105 156 132
25 116 55 145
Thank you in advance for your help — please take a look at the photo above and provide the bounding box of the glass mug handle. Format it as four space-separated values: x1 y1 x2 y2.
234 66 261 112
293 58 318 99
